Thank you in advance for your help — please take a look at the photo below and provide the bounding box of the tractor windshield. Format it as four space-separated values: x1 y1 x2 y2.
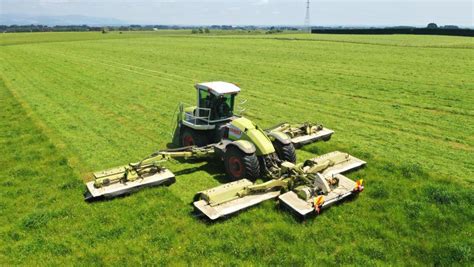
198 89 235 121
213 94 234 120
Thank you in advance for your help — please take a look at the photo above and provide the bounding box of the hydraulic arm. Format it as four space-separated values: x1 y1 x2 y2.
93 145 215 188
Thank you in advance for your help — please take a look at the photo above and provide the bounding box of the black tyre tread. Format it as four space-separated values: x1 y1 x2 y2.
181 127 209 147
224 147 260 181
274 142 297 163
242 151 260 180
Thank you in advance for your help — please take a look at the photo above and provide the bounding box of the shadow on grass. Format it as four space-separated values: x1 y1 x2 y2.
171 157 229 183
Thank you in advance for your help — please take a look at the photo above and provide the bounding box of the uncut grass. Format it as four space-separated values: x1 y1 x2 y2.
1 32 473 265
1 35 473 178
256 33 474 48
0 30 196 46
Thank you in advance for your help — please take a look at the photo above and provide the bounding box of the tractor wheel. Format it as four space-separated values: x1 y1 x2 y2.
224 146 260 181
181 127 209 147
274 141 296 163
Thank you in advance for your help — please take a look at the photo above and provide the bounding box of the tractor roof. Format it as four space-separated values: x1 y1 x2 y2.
195 81 241 96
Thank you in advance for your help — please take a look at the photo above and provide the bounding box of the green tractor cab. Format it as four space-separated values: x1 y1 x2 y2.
173 81 241 146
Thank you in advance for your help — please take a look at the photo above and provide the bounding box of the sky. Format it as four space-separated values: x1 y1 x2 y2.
1 0 473 26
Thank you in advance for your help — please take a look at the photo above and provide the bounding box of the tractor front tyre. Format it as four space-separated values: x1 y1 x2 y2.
181 127 209 147
274 141 296 163
224 146 260 181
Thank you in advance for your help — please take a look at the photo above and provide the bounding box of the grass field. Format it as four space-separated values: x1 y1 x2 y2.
1 31 473 265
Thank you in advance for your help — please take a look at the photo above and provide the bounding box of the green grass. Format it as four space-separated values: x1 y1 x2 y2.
0 31 473 265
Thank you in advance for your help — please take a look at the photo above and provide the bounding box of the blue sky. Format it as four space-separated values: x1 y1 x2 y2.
1 0 473 26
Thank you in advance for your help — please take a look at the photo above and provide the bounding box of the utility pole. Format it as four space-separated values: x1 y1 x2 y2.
304 0 311 33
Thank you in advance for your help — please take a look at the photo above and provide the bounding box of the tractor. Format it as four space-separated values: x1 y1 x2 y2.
171 81 333 181
84 82 365 220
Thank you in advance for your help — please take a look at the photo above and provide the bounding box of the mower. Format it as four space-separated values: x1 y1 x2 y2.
84 81 365 220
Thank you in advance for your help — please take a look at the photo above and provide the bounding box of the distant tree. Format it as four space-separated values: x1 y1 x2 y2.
191 29 198 34
442 25 459 29
427 23 438 29
204 28 210 33
198 28 204 34
265 29 283 34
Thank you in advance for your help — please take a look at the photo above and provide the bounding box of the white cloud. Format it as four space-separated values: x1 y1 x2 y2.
39 0 73 3
2 0 472 27
254 0 270 6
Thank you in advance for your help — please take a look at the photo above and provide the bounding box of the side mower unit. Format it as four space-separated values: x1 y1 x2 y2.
266 122 334 148
84 166 175 201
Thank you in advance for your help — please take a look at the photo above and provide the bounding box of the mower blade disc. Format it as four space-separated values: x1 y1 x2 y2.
84 169 175 201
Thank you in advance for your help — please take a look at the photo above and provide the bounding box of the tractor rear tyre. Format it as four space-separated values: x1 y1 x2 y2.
224 146 260 181
274 141 296 163
181 127 209 147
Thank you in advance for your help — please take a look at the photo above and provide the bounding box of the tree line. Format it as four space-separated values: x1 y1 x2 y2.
311 24 473 37
1 24 300 33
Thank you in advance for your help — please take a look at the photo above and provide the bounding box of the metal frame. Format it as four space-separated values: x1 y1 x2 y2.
182 105 234 130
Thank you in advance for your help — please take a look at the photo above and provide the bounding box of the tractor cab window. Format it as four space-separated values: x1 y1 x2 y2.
198 89 235 121
212 94 234 120
198 90 211 118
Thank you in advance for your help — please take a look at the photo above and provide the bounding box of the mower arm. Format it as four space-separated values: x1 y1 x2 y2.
143 145 216 163
93 145 215 187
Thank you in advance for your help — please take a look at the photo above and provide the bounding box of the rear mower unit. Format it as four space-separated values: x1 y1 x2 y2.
194 151 365 220
84 82 365 220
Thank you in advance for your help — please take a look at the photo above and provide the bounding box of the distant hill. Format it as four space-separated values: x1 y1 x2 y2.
0 14 126 26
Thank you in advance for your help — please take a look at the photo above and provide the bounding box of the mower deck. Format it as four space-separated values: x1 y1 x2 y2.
314 151 366 177
279 174 360 217
194 191 281 220
291 127 334 147
84 168 175 201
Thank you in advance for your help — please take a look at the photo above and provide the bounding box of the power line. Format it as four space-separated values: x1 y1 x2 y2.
304 0 310 33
